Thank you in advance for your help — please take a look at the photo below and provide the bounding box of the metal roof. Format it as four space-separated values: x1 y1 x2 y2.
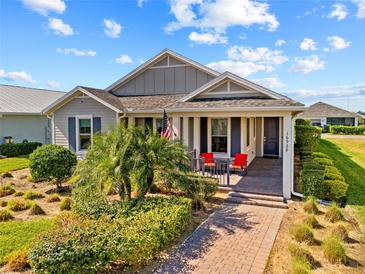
0 84 65 114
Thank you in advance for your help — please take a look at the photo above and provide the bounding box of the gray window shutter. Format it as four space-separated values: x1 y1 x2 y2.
68 117 76 152
93 117 101 133
231 117 241 156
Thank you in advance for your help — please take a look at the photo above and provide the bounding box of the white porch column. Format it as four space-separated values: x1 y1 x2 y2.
128 117 135 127
172 116 180 141
355 116 358 126
193 117 200 156
182 117 189 147
282 114 293 199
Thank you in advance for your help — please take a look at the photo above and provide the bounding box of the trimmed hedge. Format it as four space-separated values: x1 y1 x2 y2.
295 125 322 151
329 125 365 135
0 142 42 157
29 196 192 273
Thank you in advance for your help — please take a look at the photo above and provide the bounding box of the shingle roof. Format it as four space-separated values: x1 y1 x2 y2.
79 86 125 110
0 84 65 114
118 94 186 111
299 102 356 118
168 98 304 110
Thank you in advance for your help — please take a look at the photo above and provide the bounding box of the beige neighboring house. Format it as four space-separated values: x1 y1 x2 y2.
299 101 358 127
0 84 64 144
43 49 306 199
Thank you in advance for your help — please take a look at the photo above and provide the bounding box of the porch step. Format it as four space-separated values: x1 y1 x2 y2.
228 191 284 202
226 192 288 209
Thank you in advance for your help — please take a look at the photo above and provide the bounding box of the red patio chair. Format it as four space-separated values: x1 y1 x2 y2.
200 152 215 168
230 153 248 175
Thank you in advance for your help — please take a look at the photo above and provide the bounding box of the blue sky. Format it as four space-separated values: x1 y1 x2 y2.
0 0 364 111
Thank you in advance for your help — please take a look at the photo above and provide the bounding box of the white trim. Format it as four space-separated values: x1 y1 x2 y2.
193 117 200 156
166 106 307 113
208 118 230 157
51 114 55 144
148 64 189 69
279 117 283 158
106 49 220 91
75 115 93 154
179 72 288 102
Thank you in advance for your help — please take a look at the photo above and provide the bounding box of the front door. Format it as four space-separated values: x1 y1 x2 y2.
264 117 279 157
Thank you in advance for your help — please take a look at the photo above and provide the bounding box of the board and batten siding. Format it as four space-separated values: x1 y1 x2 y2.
53 97 117 149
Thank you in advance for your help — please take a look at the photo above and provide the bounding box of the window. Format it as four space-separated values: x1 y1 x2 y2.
246 118 250 147
79 118 91 150
211 119 228 153
156 118 163 133
327 117 355 126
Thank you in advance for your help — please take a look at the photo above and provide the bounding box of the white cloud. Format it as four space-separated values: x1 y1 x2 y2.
226 46 288 65
300 38 317 51
22 0 66 16
0 69 35 83
137 0 148 7
56 48 96 57
353 0 365 18
115 54 133 64
207 60 273 77
287 84 365 98
48 18 74 36
289 55 325 74
275 39 286 47
47 80 61 88
165 0 279 44
103 19 122 38
188 31 227 45
328 4 348 20
327 36 351 50
252 77 286 88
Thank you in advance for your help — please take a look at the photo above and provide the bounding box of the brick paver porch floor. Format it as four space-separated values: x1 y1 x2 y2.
156 204 285 274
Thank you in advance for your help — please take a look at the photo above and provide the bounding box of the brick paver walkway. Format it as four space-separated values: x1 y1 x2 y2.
156 204 285 274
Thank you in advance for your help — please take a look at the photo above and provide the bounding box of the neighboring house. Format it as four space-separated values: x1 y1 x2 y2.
44 49 306 199
357 111 365 125
0 84 64 144
299 102 358 127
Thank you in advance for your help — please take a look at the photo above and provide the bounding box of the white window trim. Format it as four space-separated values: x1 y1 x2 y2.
75 115 93 154
208 117 231 157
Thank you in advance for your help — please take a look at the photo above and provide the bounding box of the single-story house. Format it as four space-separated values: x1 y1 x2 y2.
0 84 64 144
357 111 365 125
44 49 306 199
299 101 358 127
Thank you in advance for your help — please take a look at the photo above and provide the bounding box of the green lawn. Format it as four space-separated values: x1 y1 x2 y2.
317 138 365 227
0 218 53 264
0 155 29 174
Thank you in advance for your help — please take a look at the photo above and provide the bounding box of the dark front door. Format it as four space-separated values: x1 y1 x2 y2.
264 117 279 156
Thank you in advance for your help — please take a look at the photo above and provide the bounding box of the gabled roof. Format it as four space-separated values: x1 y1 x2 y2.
43 86 124 114
106 48 220 92
178 72 290 102
0 84 64 115
300 102 356 118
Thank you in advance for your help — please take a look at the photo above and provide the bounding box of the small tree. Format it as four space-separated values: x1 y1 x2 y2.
29 145 77 188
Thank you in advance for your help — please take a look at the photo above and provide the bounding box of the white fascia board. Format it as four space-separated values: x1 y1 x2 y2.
165 106 307 113
106 49 220 91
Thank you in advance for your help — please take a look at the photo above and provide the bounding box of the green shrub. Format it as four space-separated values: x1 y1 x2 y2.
291 224 314 244
46 194 61 203
303 214 319 228
325 166 342 175
331 224 348 242
325 203 344 223
0 200 8 207
0 142 42 157
13 191 24 197
0 209 13 221
23 190 44 200
312 152 330 159
6 249 30 271
329 125 365 135
295 125 322 151
60 197 72 211
291 257 311 274
315 157 333 167
0 184 15 197
29 202 46 215
303 197 319 214
288 242 315 266
29 144 77 188
322 180 348 201
295 119 311 126
324 172 345 182
323 235 346 264
7 199 30 211
29 197 192 273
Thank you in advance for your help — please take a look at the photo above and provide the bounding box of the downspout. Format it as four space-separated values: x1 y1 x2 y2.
291 116 304 198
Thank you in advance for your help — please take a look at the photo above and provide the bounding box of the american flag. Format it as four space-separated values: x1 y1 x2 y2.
161 109 172 138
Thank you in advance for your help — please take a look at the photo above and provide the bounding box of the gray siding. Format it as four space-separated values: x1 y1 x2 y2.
112 66 215 96
53 96 116 149
0 115 51 144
